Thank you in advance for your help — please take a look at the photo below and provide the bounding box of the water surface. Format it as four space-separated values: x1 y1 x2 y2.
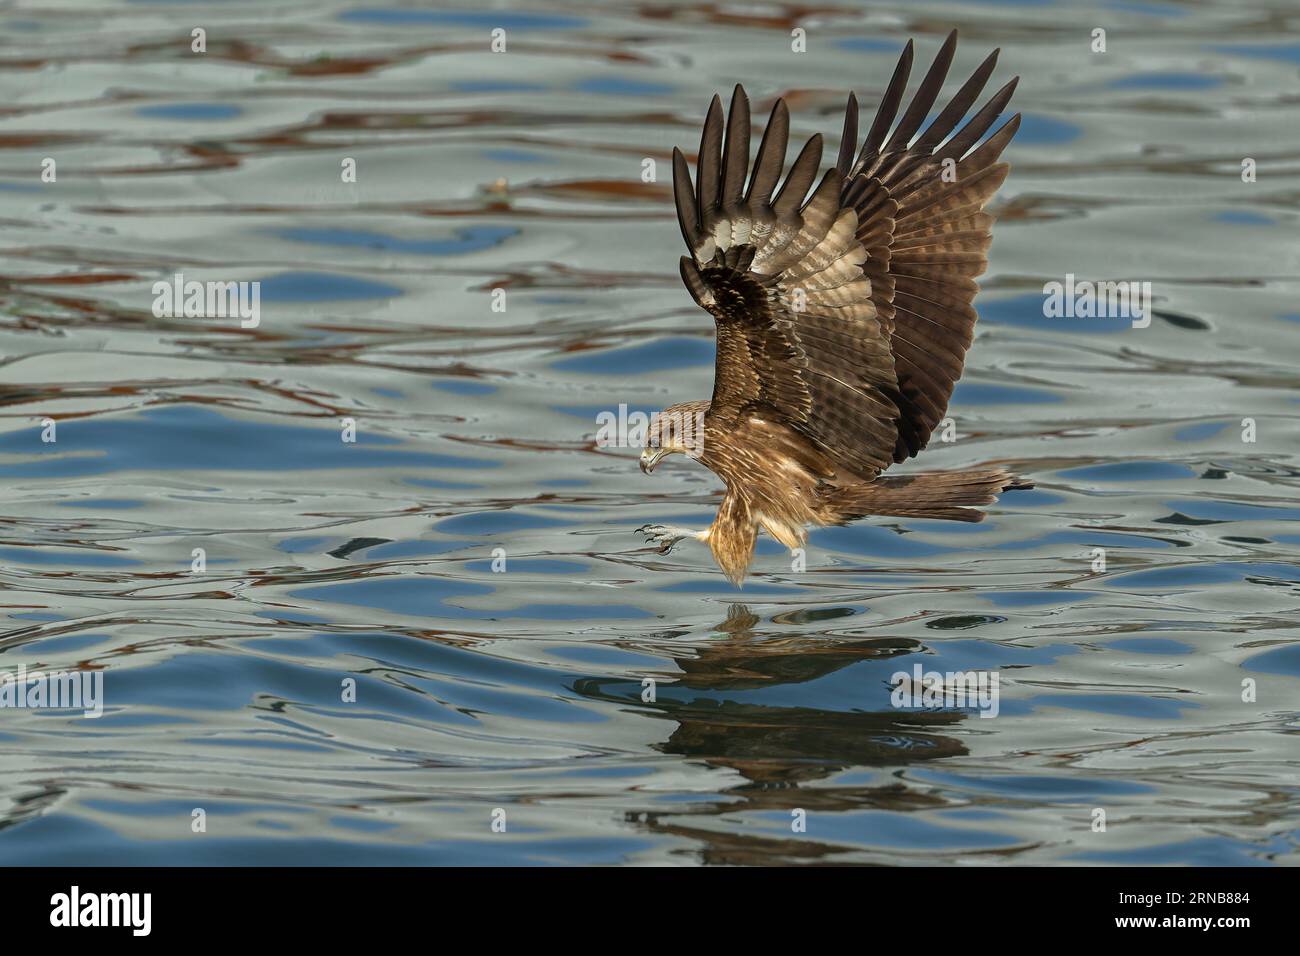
1 0 1298 865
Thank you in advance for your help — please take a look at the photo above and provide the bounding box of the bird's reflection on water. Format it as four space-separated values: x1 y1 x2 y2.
576 604 969 862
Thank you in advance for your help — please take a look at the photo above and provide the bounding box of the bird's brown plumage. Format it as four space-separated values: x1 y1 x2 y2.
641 31 1031 585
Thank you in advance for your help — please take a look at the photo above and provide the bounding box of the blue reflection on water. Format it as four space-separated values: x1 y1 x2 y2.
276 226 517 256
137 103 241 120
1059 461 1196 482
1110 72 1222 90
1 814 653 866
1109 562 1300 588
953 382 1062 405
1211 42 1300 64
981 292 1137 334
292 578 651 620
0 406 494 478
1213 210 1275 226
1242 643 1300 677
0 546 139 568
575 77 674 97
339 9 587 31
1165 499 1300 522
552 336 714 374
258 272 403 302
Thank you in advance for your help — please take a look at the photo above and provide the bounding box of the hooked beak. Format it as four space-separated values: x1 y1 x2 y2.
640 448 667 474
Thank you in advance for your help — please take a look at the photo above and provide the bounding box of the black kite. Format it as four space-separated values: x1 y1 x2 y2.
638 31 1031 585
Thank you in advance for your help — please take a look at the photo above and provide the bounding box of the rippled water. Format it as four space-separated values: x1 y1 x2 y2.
1 0 1298 865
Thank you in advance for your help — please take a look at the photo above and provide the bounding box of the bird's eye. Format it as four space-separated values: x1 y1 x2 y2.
648 438 659 448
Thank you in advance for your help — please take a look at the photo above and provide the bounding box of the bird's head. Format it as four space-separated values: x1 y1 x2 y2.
640 404 704 474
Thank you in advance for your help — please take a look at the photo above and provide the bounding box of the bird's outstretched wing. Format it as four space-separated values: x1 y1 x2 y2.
674 87 902 481
674 33 1019 479
837 30 1020 462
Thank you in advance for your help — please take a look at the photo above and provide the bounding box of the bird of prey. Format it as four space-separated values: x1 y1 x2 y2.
636 31 1032 586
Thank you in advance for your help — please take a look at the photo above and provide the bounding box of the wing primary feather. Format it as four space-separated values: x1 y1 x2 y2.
936 77 1019 162
836 92 859 176
912 47 999 153
959 113 1020 171
803 167 843 217
747 99 789 206
858 40 913 165
772 133 824 218
883 29 957 153
672 147 703 252
720 84 751 210
696 94 724 222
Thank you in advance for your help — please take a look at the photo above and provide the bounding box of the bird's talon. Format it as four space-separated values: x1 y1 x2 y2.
636 524 685 553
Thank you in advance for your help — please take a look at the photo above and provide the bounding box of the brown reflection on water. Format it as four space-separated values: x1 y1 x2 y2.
577 603 973 862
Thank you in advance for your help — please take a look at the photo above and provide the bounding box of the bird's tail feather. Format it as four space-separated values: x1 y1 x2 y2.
825 469 1032 523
